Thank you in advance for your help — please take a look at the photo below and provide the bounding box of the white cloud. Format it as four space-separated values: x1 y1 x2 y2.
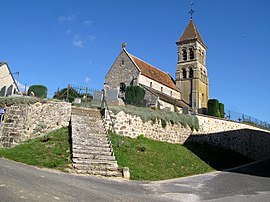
83 20 92 26
87 35 96 42
85 77 92 83
72 35 83 48
58 14 77 23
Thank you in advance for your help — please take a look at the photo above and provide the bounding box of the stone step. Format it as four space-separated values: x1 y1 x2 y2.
71 119 103 126
72 149 113 157
73 163 118 171
73 138 109 143
71 108 102 117
75 169 122 177
73 126 105 133
72 153 115 161
72 145 112 152
72 135 109 142
72 153 115 160
72 132 108 138
72 142 112 148
73 158 118 167
72 139 110 146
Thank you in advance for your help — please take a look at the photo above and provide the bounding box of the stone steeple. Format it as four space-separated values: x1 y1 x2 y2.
178 19 206 48
175 19 209 112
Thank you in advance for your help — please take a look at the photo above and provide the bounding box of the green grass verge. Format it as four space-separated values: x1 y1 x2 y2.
0 127 71 170
110 133 253 181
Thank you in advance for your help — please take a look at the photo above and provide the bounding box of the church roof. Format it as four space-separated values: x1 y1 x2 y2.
127 53 179 91
178 19 206 48
141 84 190 109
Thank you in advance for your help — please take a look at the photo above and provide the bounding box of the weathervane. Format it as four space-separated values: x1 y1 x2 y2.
189 1 195 19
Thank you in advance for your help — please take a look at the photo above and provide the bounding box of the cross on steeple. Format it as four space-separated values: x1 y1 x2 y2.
189 1 195 19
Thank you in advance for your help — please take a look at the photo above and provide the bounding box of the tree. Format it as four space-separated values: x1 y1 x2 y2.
219 102 225 118
27 85 47 98
125 86 145 107
207 99 225 118
207 99 220 117
53 87 80 102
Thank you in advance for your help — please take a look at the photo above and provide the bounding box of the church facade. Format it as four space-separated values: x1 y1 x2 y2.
104 19 209 112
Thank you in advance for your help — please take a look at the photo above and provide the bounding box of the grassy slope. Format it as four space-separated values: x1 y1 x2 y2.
110 134 252 181
0 127 252 180
0 127 71 170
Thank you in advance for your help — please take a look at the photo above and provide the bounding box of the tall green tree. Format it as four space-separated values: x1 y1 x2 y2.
207 99 220 117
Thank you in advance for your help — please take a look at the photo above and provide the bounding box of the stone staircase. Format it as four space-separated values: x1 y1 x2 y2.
71 107 123 177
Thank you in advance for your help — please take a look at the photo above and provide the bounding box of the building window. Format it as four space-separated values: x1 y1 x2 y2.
121 60 124 65
189 48 194 59
161 87 163 93
183 69 187 79
150 82 152 88
201 52 204 64
189 67 194 78
170 91 172 97
182 49 187 61
119 82 126 93
202 93 205 103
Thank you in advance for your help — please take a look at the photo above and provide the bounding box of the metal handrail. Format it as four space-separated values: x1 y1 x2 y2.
101 92 120 147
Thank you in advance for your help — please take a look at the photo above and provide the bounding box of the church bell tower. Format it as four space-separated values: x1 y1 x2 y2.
175 17 209 112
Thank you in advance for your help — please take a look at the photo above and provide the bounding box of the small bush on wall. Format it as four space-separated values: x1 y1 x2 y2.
125 86 145 107
27 85 47 98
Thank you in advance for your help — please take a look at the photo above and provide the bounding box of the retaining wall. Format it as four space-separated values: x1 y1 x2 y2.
103 110 270 160
0 101 71 147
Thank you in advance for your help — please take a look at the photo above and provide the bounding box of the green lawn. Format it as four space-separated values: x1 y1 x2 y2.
0 127 252 181
110 133 252 181
0 127 71 170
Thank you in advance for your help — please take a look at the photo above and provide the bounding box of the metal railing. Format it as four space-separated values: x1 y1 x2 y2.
101 91 120 147
225 110 270 131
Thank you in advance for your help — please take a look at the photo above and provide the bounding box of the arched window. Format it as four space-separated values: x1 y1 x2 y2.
161 86 163 92
183 69 187 79
150 82 152 88
182 49 187 61
189 67 194 78
202 93 205 103
189 48 194 60
201 51 204 64
119 82 126 93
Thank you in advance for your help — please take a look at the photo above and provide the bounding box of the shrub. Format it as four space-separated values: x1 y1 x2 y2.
0 97 41 107
219 103 225 118
207 99 220 117
27 85 47 98
125 86 145 107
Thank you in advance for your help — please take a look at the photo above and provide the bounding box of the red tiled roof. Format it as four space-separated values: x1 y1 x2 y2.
129 54 179 91
178 19 206 47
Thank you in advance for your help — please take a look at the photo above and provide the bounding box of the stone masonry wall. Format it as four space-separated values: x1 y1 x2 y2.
103 110 192 144
0 101 71 147
103 110 270 160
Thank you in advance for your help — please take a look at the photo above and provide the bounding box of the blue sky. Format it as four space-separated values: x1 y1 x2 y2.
0 0 269 123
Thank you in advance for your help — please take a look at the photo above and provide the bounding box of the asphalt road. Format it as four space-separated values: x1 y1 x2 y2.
0 158 269 202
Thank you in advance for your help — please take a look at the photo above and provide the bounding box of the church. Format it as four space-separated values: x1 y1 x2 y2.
104 17 209 113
